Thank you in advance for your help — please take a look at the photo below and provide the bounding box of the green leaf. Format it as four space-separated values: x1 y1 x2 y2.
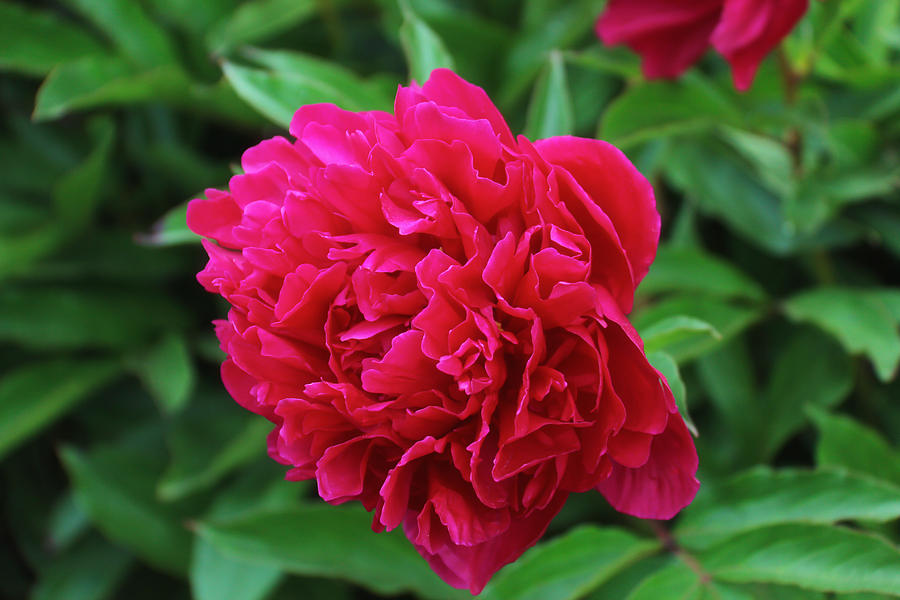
500 1 607 106
196 505 466 599
758 327 854 459
694 337 765 469
138 201 199 247
479 526 658 600
60 0 179 67
0 359 120 460
639 246 766 302
647 351 697 437
33 56 255 124
855 205 900 260
0 224 67 282
60 445 193 576
207 0 318 56
633 296 761 363
784 287 900 381
601 76 741 150
33 56 186 121
663 141 795 255
223 61 386 128
641 316 721 357
0 2 105 76
742 585 825 600
158 403 270 501
626 563 697 600
584 555 673 600
524 50 574 140
676 467 900 549
399 1 455 84
0 287 186 350
45 492 90 553
132 332 195 415
791 168 900 235
718 126 794 199
627 562 752 600
701 524 900 595
53 117 115 232
242 47 395 111
563 47 640 79
808 407 900 486
32 534 132 600
191 540 282 600
146 0 235 35
189 464 299 600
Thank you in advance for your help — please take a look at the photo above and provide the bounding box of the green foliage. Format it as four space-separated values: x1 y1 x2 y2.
399 0 455 84
2 0 899 599
479 526 658 600
524 50 574 140
196 505 466 599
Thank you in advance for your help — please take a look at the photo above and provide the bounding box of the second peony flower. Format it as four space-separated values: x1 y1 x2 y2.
188 68 699 594
596 0 811 91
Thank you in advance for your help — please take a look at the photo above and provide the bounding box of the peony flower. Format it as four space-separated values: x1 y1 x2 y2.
188 68 699 594
596 0 810 91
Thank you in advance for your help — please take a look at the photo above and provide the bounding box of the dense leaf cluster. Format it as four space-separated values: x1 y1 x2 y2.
1 1 899 599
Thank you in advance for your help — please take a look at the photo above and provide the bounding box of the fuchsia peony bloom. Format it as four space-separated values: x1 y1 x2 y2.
596 0 810 90
188 69 699 594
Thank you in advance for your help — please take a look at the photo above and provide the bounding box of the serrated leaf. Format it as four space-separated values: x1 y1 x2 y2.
784 287 900 381
647 351 696 437
701 524 900 595
399 1 455 84
639 246 766 302
808 407 900 486
676 467 900 550
524 50 574 140
60 445 193 575
479 526 658 600
207 0 318 56
196 505 466 599
0 2 105 76
0 359 120 460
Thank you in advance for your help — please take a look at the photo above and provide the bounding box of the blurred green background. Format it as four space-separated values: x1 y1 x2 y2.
2 1 900 599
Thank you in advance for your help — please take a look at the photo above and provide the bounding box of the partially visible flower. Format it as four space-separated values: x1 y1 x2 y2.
188 68 699 594
597 0 810 90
